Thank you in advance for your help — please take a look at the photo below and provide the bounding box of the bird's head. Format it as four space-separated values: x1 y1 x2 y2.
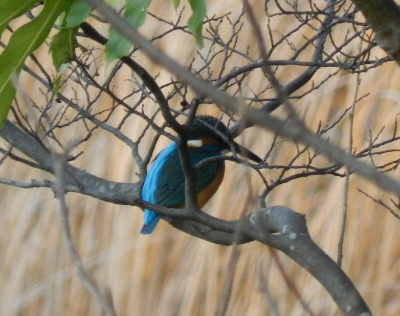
186 115 262 163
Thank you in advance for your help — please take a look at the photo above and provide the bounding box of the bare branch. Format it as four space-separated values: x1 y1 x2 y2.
52 151 117 316
245 207 372 316
84 0 400 198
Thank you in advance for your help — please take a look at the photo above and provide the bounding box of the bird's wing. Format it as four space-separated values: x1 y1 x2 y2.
141 143 186 207
142 143 224 208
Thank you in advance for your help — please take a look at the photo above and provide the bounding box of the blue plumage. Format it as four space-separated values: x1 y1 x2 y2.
140 116 227 234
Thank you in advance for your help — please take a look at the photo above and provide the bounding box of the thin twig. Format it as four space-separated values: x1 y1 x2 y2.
338 72 361 266
52 151 117 316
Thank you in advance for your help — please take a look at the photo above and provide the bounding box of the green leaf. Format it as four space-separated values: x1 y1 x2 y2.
50 1 89 70
0 81 15 128
188 0 206 47
0 0 38 35
0 0 73 128
105 27 134 64
171 0 180 9
105 0 152 63
50 25 79 69
65 1 91 27
125 0 153 27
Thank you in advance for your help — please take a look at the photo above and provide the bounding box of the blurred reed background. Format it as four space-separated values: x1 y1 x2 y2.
1 0 400 315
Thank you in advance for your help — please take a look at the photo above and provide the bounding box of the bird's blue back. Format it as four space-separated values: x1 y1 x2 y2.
141 141 224 234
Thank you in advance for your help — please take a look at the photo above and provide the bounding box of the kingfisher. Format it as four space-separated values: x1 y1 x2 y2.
140 115 261 234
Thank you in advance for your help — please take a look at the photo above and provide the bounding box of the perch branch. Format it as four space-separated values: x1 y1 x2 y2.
245 207 372 316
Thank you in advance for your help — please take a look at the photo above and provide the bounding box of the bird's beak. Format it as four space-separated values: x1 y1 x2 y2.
187 136 262 163
231 141 262 163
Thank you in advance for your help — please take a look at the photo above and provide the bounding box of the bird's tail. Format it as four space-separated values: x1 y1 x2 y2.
140 210 160 234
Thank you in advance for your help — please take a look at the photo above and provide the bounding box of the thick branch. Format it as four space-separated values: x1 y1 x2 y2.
0 120 250 243
0 121 374 315
0 120 138 204
0 118 246 243
245 207 372 316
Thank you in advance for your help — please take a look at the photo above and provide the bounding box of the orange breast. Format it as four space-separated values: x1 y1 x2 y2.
196 163 225 208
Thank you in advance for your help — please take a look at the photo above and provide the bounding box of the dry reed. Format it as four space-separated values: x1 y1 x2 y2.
1 1 400 315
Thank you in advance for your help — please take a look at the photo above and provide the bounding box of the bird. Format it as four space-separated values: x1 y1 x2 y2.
140 115 261 234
